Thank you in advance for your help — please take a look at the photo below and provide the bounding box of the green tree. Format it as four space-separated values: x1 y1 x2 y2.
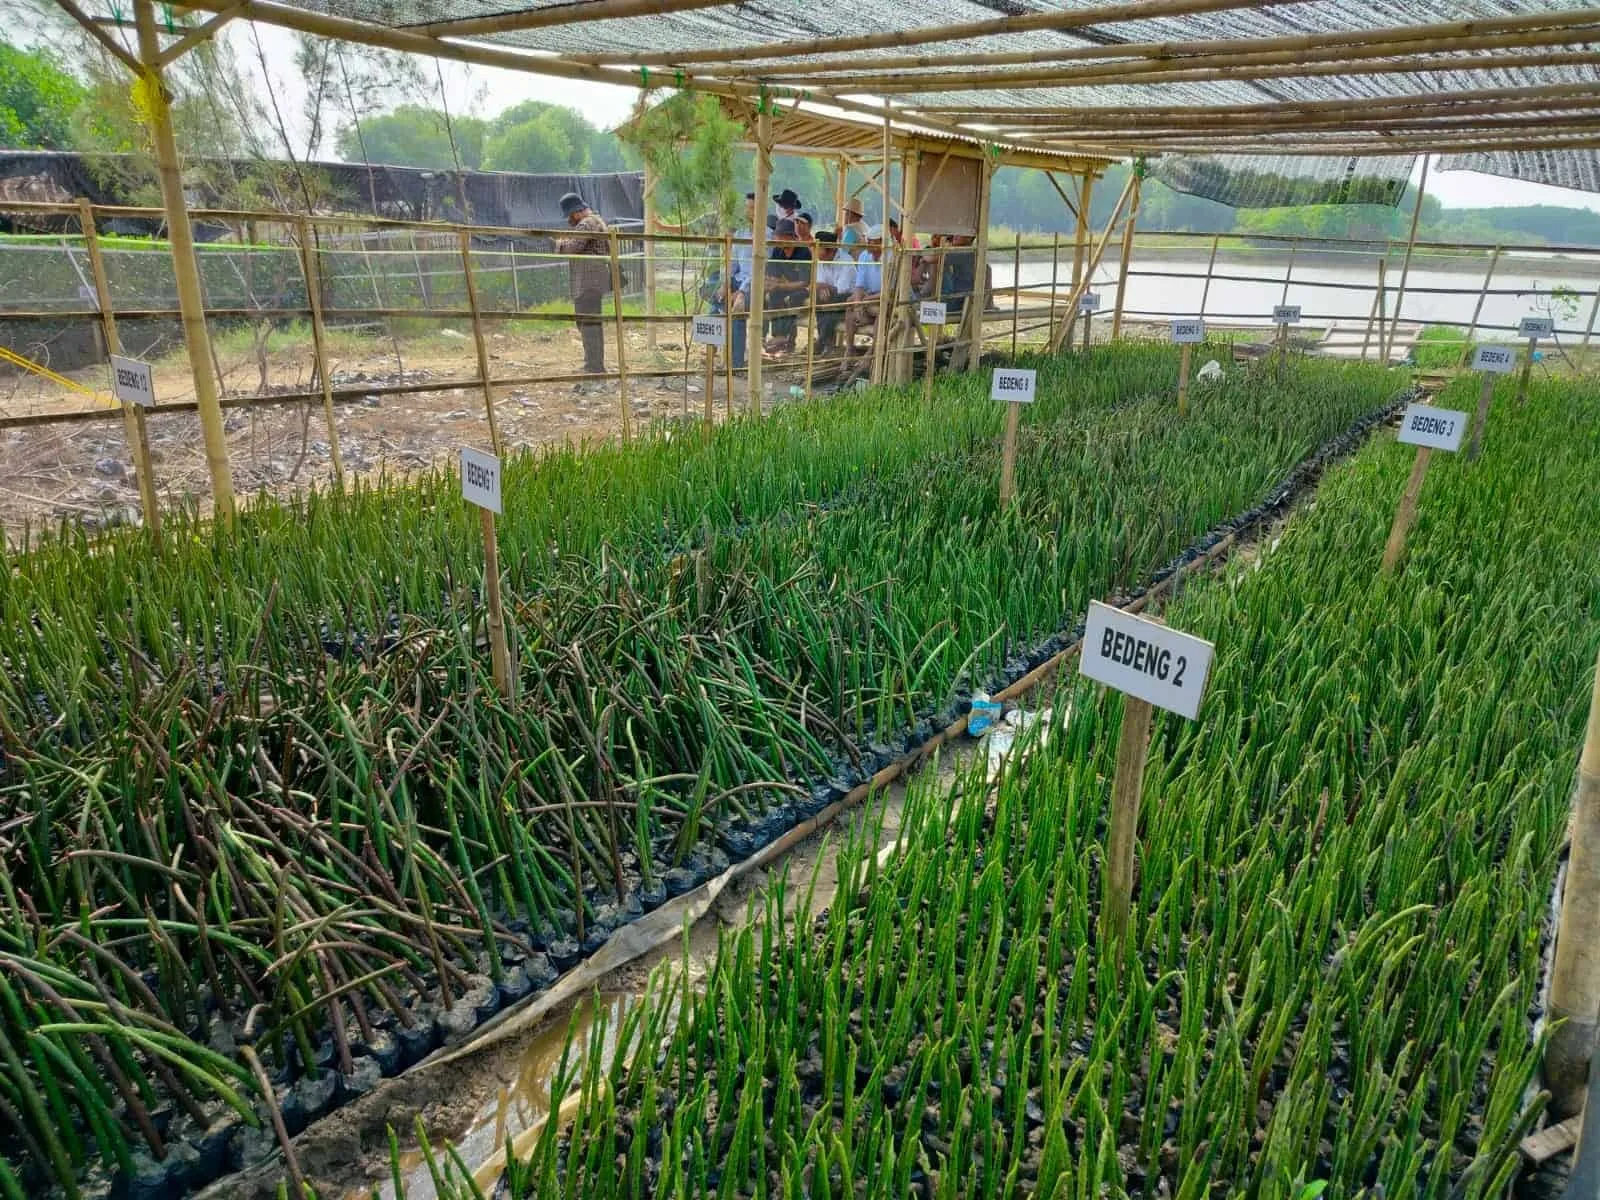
621 91 741 231
0 41 87 149
335 105 486 169
483 110 578 172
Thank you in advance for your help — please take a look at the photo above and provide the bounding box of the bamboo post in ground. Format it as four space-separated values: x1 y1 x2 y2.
1048 174 1137 352
607 228 633 439
1010 238 1022 356
887 148 921 385
1051 232 1064 341
871 113 893 387
1381 445 1431 573
1384 155 1429 364
457 229 503 456
998 401 1022 508
834 154 847 229
1517 332 1540 403
924 251 946 404
1459 244 1501 367
1280 236 1299 305
722 233 734 411
1105 695 1154 944
1177 342 1192 416
134 0 234 522
702 344 715 438
78 199 161 538
642 165 658 348
1546 647 1600 1119
479 506 512 698
1466 373 1495 461
1198 233 1221 317
750 109 773 409
1111 174 1141 340
952 155 993 373
295 216 346 489
1067 174 1091 343
1580 280 1600 369
1365 257 1388 363
804 252 819 400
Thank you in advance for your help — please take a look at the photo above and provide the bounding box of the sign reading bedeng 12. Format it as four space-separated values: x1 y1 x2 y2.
1472 345 1516 374
919 300 947 325
690 315 727 347
1081 601 1214 720
109 354 155 408
1079 293 1099 314
1171 319 1205 344
1273 305 1302 325
461 447 502 514
1397 403 1468 453
991 367 1037 403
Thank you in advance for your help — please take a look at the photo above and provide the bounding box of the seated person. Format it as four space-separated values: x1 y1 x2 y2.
842 227 889 353
763 218 813 355
941 235 977 319
812 231 856 354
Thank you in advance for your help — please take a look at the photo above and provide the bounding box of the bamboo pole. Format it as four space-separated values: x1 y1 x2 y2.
1364 256 1388 363
1049 173 1137 351
1280 236 1298 305
702 344 715 438
1050 233 1062 340
134 0 234 522
1383 155 1429 364
1105 695 1153 945
1111 174 1141 340
952 155 992 372
871 112 892 386
1580 282 1600 370
1177 343 1192 416
1458 243 1501 367
1064 174 1091 345
479 506 512 698
607 228 632 439
998 401 1021 508
296 216 346 489
457 229 503 457
923 247 944 404
740 8 1600 80
804 251 819 400
77 199 162 538
1517 334 1538 404
642 164 658 349
416 0 738 38
1198 234 1221 318
888 148 921 385
1010 238 1022 357
750 108 772 411
1546 646 1600 1118
834 154 847 229
1381 446 1431 573
722 233 734 409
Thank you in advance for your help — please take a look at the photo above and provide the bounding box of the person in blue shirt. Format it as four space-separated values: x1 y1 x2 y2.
842 226 888 353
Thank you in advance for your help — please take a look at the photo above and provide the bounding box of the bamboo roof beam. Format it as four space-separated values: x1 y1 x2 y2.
772 33 1600 93
155 1 246 65
910 81 1600 118
1043 117 1600 149
53 0 141 72
1077 133 1600 156
986 107 1600 138
564 0 1289 67
740 8 1600 79
407 0 734 39
970 94 1600 131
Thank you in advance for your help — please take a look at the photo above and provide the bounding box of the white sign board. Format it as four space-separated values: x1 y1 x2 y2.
1081 601 1214 720
1472 345 1516 374
109 355 155 408
1078 292 1100 314
1170 319 1205 344
990 367 1037 403
1273 305 1302 325
919 300 947 326
1519 316 1554 338
1396 403 1468 453
690 314 727 347
460 447 502 514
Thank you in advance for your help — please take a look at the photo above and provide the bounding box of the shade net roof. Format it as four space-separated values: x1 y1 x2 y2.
178 0 1600 199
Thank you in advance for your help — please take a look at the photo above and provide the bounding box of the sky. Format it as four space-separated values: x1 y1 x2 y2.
23 14 1600 215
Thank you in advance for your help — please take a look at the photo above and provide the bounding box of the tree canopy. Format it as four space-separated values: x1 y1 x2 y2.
0 41 85 149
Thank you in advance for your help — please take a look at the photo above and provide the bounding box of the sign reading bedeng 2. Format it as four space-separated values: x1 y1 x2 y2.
1081 600 1215 720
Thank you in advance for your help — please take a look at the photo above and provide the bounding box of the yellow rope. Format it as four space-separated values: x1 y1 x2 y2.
0 346 118 408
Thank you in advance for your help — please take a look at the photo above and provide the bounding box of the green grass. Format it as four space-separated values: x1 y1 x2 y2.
1411 324 1472 369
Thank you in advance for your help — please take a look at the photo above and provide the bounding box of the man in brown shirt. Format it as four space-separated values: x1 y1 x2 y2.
555 192 610 379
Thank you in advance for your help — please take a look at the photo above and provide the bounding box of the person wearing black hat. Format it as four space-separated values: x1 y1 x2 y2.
763 217 813 355
773 188 803 223
554 192 610 381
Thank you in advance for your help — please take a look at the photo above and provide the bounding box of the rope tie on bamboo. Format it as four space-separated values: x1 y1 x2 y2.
639 65 650 88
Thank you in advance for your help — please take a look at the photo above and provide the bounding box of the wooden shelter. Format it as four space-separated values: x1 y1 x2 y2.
45 0 1600 517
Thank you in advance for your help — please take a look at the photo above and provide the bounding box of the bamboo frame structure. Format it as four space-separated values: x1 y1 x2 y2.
749 109 772 412
1111 175 1142 340
1384 156 1431 364
607 229 633 440
1459 245 1503 367
458 229 504 457
297 216 347 488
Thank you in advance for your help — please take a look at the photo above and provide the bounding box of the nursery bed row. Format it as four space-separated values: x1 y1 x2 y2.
0 348 1400 1197
501 371 1599 1199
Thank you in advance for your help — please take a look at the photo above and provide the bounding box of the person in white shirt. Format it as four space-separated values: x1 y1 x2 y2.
843 226 889 353
812 231 857 354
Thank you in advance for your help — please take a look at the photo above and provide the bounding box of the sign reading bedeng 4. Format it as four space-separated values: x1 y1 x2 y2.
460 447 502 514
1472 345 1516 374
1081 601 1214 720
990 368 1037 403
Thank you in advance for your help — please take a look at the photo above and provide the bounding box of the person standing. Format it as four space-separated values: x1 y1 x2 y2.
555 192 610 382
